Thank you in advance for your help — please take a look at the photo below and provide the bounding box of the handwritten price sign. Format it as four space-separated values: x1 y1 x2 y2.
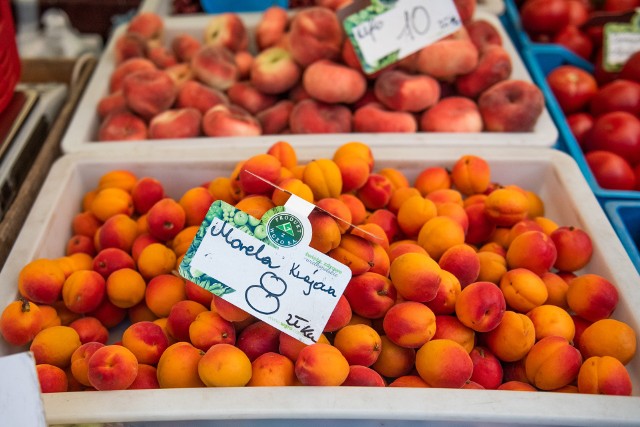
343 0 462 74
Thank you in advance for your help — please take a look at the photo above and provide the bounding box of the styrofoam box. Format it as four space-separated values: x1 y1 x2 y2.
1 145 639 426
60 10 558 154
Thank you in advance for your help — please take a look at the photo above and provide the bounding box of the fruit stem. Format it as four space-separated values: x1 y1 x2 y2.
19 297 31 313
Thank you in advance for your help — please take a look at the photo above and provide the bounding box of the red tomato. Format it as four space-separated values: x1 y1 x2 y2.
590 79 640 117
585 150 636 190
635 163 640 190
546 65 598 114
567 0 590 26
620 51 640 84
603 0 640 12
552 25 593 60
566 112 594 149
520 0 571 36
584 111 640 166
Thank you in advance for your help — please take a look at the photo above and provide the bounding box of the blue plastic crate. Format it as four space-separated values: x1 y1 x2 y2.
522 43 640 201
200 0 288 13
604 200 640 274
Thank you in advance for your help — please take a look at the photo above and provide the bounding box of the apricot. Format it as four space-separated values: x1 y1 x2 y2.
198 343 252 387
324 294 352 333
525 336 582 390
455 281 506 333
383 301 436 348
388 375 429 387
334 155 370 193
0 299 43 346
211 295 251 323
438 244 480 289
239 153 282 195
137 242 177 280
566 273 619 322
341 365 386 387
235 195 275 219
30 325 81 368
397 196 437 237
308 211 341 254
343 272 396 319
500 268 548 313
61 270 106 314
272 178 314 205
540 271 569 309
179 186 215 227
87 344 139 391
208 176 240 205
484 311 536 362
506 230 558 276
122 321 170 365
356 173 393 210
387 187 422 214
414 166 451 195
328 234 374 276
70 341 105 386
332 142 374 171
339 193 367 225
295 343 350 386
387 240 428 264
527 304 575 342
278 331 330 363
425 269 461 315
484 187 529 227
267 140 297 171
578 318 636 365
415 339 473 388
389 252 441 303
333 323 382 366
302 158 342 200
145 274 187 317
90 187 134 222
476 251 507 284
189 310 236 351
417 216 465 261
157 342 206 388
146 198 186 241
166 300 208 342
69 316 108 344
247 352 296 386
129 364 160 389
18 258 66 305
37 364 68 393
371 335 416 378
171 226 199 258
96 213 138 252
450 155 491 196
577 356 632 395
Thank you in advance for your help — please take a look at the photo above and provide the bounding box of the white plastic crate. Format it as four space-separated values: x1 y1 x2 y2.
60 10 558 154
0 144 638 425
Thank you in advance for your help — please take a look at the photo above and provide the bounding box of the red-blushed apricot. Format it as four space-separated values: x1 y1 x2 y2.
198 343 252 387
128 364 160 389
438 243 480 289
18 258 66 305
578 318 636 365
352 223 389 252
425 269 461 315
484 310 536 362
334 155 370 193
506 230 558 276
388 375 430 387
333 323 382 366
37 364 68 393
465 203 496 245
87 344 139 391
540 271 569 309
332 142 374 172
295 343 350 386
146 198 186 242
166 300 208 343
415 339 473 388
433 315 475 353
417 216 466 261
328 234 374 276
189 310 236 352
455 281 505 333
500 268 548 313
343 272 397 319
0 299 43 346
371 335 416 378
324 294 352 333
468 346 503 390
550 226 593 272
278 331 330 363
267 140 297 170
247 352 296 386
339 193 367 225
525 336 583 391
390 252 441 303
387 187 422 214
356 173 394 210
365 208 400 243
451 155 491 196
70 342 105 386
527 304 575 342
476 251 507 285
88 299 127 329
414 166 451 195
566 274 619 322
122 321 170 365
157 342 206 388
235 321 280 362
308 211 341 254
383 301 436 349
341 365 386 387
145 274 187 318
484 187 529 227
506 219 544 247
387 240 428 264
69 316 109 344
577 356 632 395
497 381 538 391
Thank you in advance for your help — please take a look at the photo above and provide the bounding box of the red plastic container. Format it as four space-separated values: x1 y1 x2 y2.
0 0 20 115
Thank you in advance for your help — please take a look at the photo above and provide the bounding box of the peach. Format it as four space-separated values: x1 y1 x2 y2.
566 273 619 322
127 12 163 43
577 356 632 395
389 252 441 303
506 230 558 276
68 316 108 344
455 281 506 333
166 300 208 342
147 44 178 69
128 364 160 389
303 59 367 104
527 304 575 342
500 268 548 313
30 325 81 368
320 294 351 333
122 69 177 120
256 6 289 50
234 50 254 80
96 213 138 252
456 45 513 98
469 346 503 390
578 318 636 365
295 343 350 386
467 19 503 51
374 70 440 112
247 352 296 386
191 45 238 90
250 47 301 95
425 269 461 315
18 258 66 304
333 323 382 366
157 342 205 388
478 80 545 132
371 335 416 378
172 33 201 62
109 57 156 93
353 103 417 133
0 299 43 346
438 244 480 289
341 365 386 387
204 13 248 52
227 81 278 115
415 339 474 388
484 310 536 362
149 108 202 139
202 104 262 137
145 274 187 317
97 111 148 142
189 310 236 352
176 80 228 114
121 321 169 365
37 364 68 393
257 100 295 135
114 32 146 64
165 62 195 89
525 336 582 390
550 226 593 272
236 321 281 362
416 38 479 80
97 91 127 119
343 272 396 319
289 7 343 67
383 301 436 349
289 99 352 134
420 96 483 133
417 216 466 261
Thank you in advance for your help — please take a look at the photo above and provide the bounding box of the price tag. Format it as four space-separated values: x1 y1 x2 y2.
343 0 462 74
179 195 352 345
0 352 46 426
603 9 640 72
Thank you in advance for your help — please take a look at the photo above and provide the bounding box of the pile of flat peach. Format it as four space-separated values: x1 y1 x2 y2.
98 3 545 141
0 141 635 393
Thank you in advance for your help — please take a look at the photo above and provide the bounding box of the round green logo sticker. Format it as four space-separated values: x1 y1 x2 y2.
267 212 304 248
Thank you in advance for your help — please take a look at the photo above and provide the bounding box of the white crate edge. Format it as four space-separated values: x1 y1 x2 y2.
0 145 638 425
60 10 557 154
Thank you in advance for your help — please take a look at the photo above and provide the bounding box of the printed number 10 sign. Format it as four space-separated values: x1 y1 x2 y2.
343 0 462 74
